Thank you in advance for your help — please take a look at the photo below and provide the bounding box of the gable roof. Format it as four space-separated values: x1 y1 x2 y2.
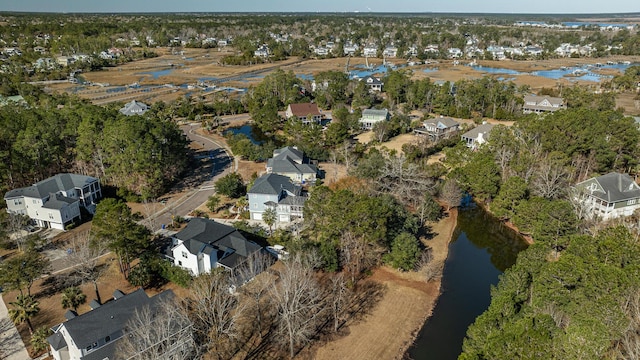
249 173 301 196
41 193 77 210
461 123 495 141
4 173 98 200
425 117 459 128
49 289 173 351
174 218 261 264
362 108 389 118
287 103 321 117
577 172 640 203
361 75 383 85
119 100 149 116
524 95 564 106
272 146 303 163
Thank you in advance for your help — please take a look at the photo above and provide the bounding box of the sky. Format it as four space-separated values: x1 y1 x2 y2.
1 0 639 14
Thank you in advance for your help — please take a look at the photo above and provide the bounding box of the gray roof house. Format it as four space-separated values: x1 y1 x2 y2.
461 123 495 149
248 173 307 223
414 116 460 140
522 95 565 114
47 288 175 360
359 108 390 130
266 146 318 183
119 100 150 116
4 173 102 230
361 75 383 92
170 218 262 275
574 172 640 220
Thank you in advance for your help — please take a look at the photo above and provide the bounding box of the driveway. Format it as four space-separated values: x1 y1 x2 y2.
0 296 30 360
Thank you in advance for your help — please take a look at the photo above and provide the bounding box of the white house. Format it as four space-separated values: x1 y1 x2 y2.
461 123 495 149
363 44 378 57
4 173 102 230
254 45 270 58
383 46 398 58
169 218 262 276
574 172 640 220
359 108 390 130
119 100 150 116
47 289 179 360
522 95 565 114
360 75 383 92
266 146 318 183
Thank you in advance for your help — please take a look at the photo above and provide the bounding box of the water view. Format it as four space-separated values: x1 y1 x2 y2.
408 206 528 360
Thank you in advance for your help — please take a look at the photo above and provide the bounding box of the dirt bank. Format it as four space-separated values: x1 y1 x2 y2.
313 209 458 360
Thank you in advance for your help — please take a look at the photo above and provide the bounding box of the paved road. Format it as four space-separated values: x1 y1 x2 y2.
0 296 31 360
149 121 236 231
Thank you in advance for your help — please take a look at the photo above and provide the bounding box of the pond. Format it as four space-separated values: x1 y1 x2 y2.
224 124 270 145
138 68 174 79
407 206 528 360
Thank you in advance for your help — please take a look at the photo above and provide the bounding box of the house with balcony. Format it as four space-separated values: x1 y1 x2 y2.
47 288 180 360
359 108 390 130
522 95 565 114
461 123 494 149
343 42 359 56
363 44 378 57
248 174 307 223
414 116 460 140
169 218 262 276
285 103 323 124
360 75 384 92
266 146 318 183
574 172 640 220
119 100 150 116
4 173 102 230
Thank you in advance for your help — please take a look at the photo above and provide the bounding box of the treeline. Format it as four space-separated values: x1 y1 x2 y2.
0 93 190 199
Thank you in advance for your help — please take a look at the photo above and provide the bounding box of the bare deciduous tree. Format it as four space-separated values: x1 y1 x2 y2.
271 255 326 359
376 153 437 207
531 153 570 199
233 252 275 335
340 231 380 283
117 297 196 360
187 270 245 359
66 230 109 304
440 179 463 212
330 273 349 333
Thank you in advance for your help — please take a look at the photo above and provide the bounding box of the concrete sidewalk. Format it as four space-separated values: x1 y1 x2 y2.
0 295 31 360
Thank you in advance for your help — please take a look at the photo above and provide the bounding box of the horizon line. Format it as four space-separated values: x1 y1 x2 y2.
1 11 640 16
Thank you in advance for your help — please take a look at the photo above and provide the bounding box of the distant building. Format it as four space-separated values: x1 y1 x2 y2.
266 146 318 183
522 95 565 114
461 123 495 149
414 116 460 140
359 108 390 130
574 172 640 220
4 173 102 230
285 103 323 124
47 288 181 360
360 75 384 92
119 100 150 116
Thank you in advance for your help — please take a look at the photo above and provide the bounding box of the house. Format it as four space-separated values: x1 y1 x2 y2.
4 173 102 230
359 108 390 130
522 95 565 114
285 103 323 124
383 46 398 58
414 116 460 140
248 173 307 223
360 75 384 92
574 172 640 220
254 45 270 58
314 47 329 56
343 42 358 56
266 146 318 183
363 44 378 57
119 100 150 116
169 218 262 275
47 288 179 360
448 48 463 58
0 95 26 107
461 123 494 149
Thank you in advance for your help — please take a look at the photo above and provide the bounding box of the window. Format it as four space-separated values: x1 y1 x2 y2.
628 199 637 206
182 251 188 258
178 261 182 266
49 213 54 220
105 336 110 343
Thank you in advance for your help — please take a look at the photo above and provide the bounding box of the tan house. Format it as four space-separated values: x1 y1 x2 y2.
522 95 565 114
285 103 323 124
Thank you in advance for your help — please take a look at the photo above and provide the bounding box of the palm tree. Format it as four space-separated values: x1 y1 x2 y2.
9 294 39 334
263 207 277 235
61 286 87 312
31 326 52 358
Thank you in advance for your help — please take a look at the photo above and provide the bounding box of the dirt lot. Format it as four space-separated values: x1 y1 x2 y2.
313 210 458 360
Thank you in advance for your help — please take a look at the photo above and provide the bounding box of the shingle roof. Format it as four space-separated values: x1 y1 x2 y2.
362 108 389 117
41 193 76 210
578 172 640 203
119 100 149 116
4 173 97 200
425 117 459 128
174 218 261 266
52 289 174 351
249 174 301 196
362 75 383 85
461 123 495 141
273 147 303 163
524 95 564 106
287 103 321 117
